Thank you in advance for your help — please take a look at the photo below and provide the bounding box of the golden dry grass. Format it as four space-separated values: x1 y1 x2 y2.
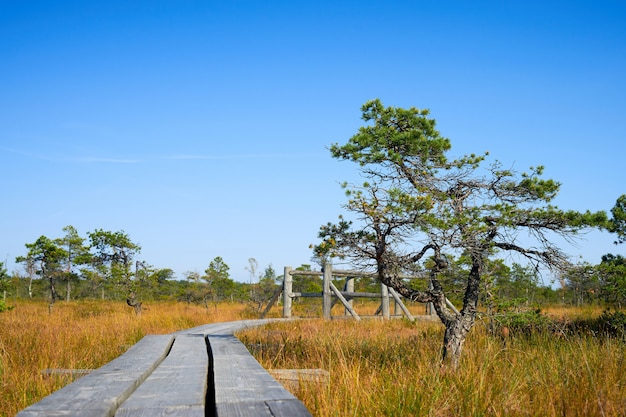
3 300 625 417
0 300 248 417
238 317 626 417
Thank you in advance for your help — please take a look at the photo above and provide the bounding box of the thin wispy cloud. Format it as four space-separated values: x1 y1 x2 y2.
0 145 57 161
162 152 322 161
2 144 322 164
1 146 140 164
78 156 140 164
0 147 310 164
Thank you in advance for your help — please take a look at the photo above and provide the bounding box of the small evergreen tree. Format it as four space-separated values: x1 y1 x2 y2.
315 99 607 368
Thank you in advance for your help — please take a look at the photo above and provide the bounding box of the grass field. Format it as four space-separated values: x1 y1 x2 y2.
1 301 625 416
237 307 626 417
0 300 249 417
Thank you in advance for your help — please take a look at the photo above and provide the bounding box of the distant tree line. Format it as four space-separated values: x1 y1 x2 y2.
1 226 284 314
1 192 624 316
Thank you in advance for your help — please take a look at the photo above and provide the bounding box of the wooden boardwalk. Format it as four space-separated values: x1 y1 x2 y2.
17 319 311 417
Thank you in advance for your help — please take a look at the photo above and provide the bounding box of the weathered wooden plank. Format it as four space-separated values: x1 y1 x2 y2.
117 407 205 417
115 334 208 417
215 402 275 417
267 369 330 391
216 399 310 417
208 333 312 416
266 400 313 417
16 334 175 417
174 319 277 336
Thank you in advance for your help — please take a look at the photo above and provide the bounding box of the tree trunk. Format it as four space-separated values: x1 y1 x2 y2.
126 292 142 316
48 276 57 314
66 280 71 301
441 256 482 369
49 277 57 301
442 314 474 369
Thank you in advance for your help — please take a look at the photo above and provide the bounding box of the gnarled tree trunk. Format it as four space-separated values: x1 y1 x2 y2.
126 292 143 316
442 314 475 368
441 256 481 368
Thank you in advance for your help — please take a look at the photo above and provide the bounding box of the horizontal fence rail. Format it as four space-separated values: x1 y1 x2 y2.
282 265 446 320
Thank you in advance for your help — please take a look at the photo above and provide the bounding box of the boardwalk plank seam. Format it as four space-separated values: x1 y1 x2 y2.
16 319 311 417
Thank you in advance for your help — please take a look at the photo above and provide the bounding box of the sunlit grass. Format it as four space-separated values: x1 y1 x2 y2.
540 304 605 320
0 300 248 417
238 316 626 417
3 300 625 417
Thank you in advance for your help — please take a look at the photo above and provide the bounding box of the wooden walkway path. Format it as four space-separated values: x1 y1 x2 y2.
17 319 311 417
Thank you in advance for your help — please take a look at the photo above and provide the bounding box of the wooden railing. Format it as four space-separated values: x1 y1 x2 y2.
282 265 446 320
17 319 311 417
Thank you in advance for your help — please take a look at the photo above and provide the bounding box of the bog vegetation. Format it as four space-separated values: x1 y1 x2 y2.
239 309 626 417
2 300 626 417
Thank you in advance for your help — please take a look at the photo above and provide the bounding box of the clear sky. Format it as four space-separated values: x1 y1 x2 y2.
1 1 624 283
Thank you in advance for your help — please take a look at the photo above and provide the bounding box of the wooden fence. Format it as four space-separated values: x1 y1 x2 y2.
282 265 440 320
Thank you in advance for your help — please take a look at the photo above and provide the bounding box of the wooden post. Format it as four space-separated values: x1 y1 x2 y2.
427 278 435 316
381 283 390 320
388 287 414 320
283 266 293 318
260 286 283 319
329 282 360 320
393 292 400 316
322 264 332 320
344 276 354 316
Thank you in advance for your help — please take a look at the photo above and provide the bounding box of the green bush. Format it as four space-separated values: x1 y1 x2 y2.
495 309 552 335
0 299 14 312
593 310 626 338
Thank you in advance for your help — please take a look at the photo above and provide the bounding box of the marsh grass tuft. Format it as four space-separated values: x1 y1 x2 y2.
239 315 626 417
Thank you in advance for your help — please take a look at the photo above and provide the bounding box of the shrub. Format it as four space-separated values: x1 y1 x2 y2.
494 308 552 335
597 309 626 338
0 299 14 312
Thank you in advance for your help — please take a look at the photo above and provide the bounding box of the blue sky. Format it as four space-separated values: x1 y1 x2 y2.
1 1 624 282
